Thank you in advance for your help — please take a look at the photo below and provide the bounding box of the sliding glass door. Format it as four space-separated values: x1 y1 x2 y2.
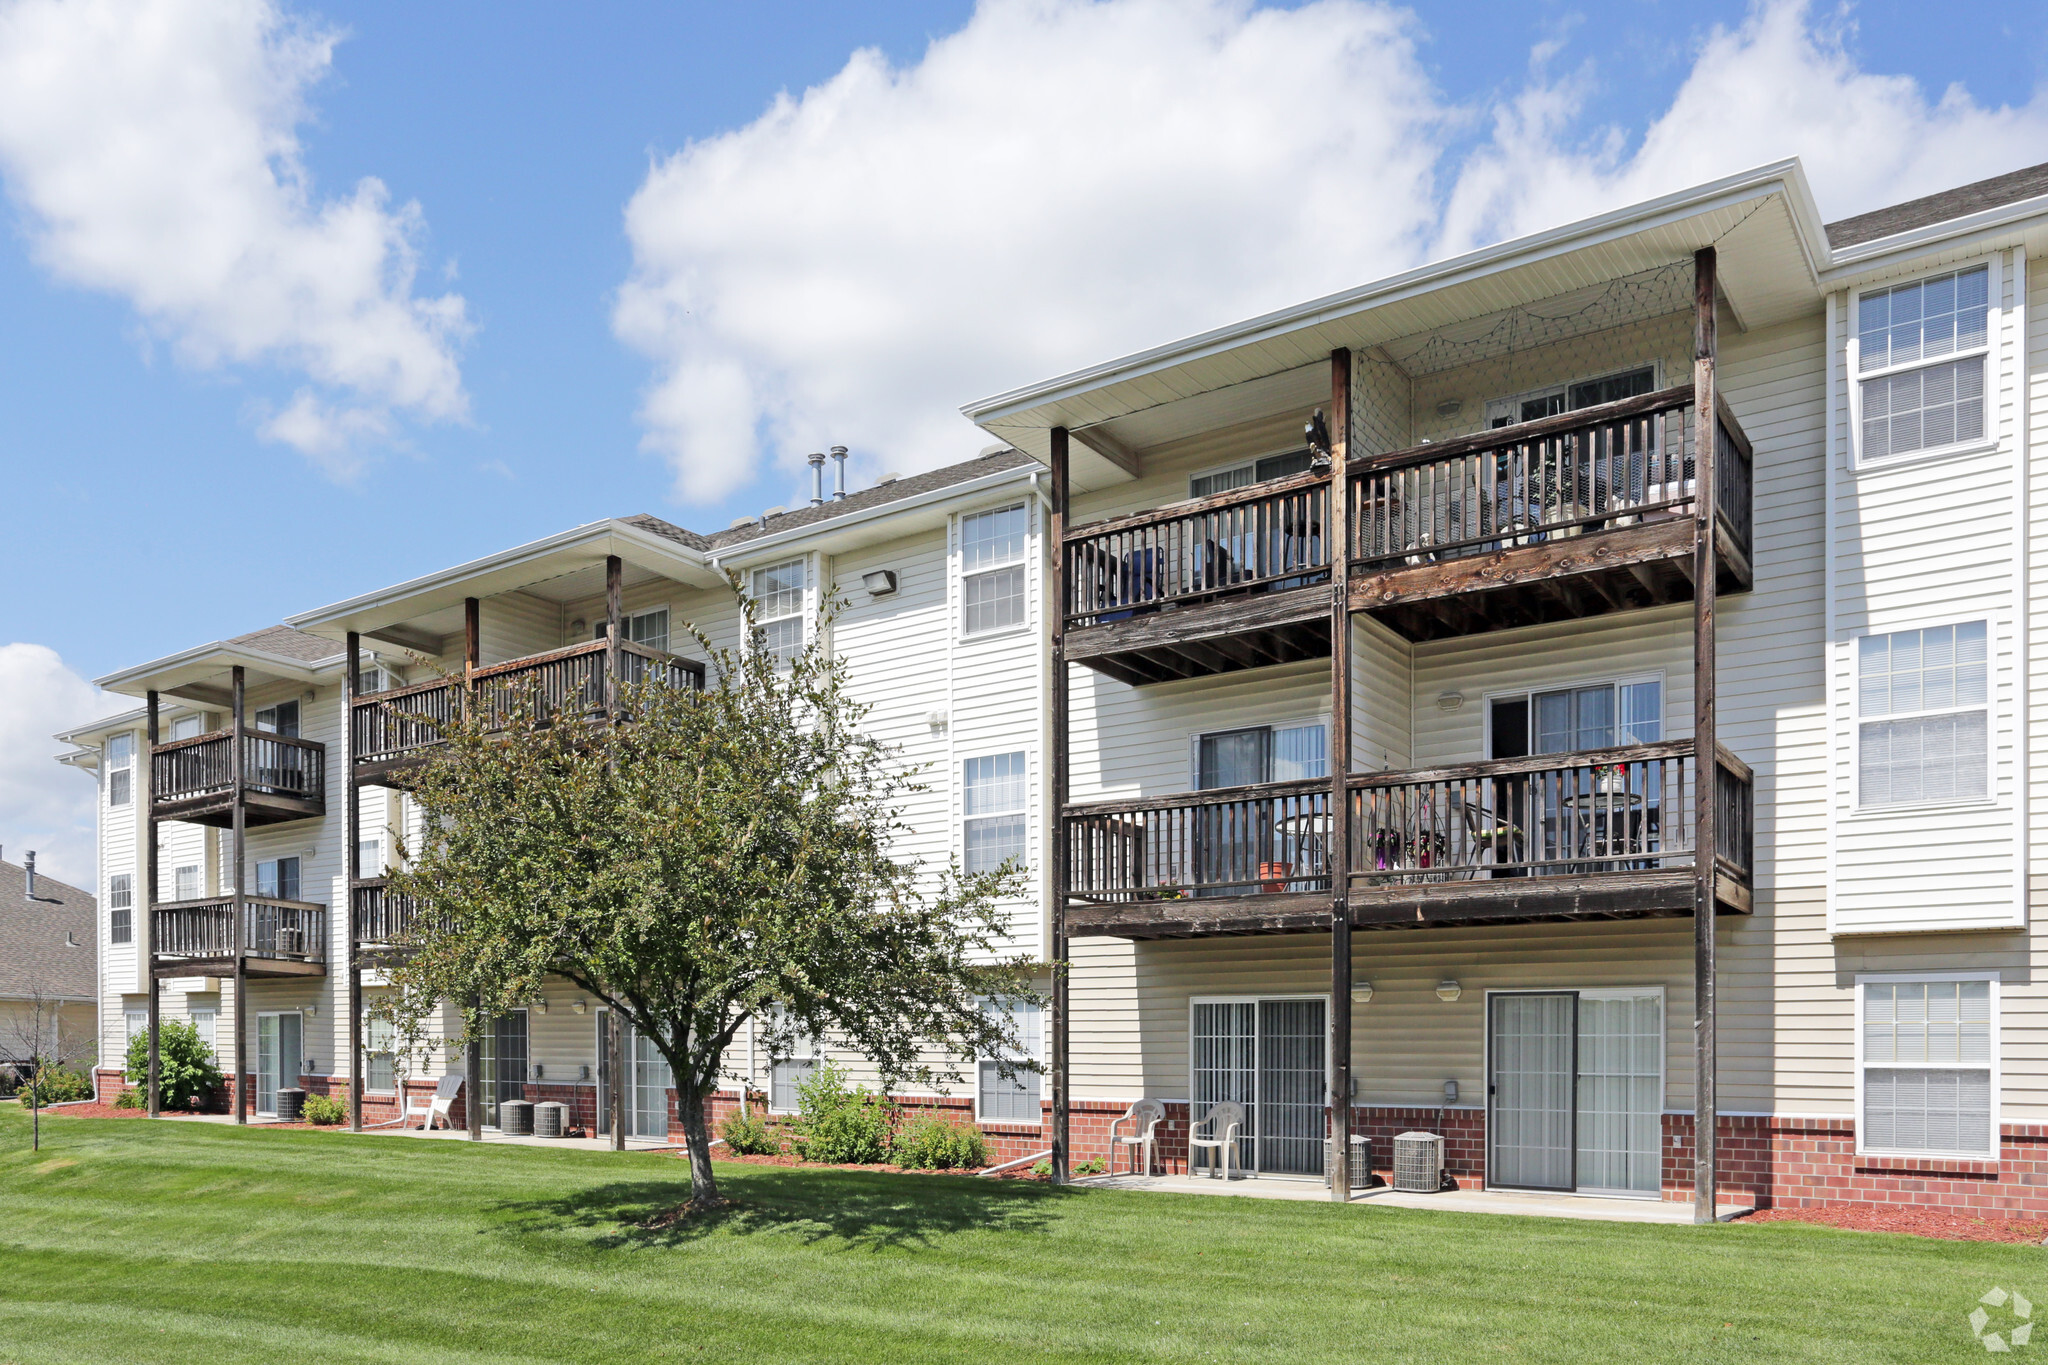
1488 989 1663 1196
1190 997 1327 1176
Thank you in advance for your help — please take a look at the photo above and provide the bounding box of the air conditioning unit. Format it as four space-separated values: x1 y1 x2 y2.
1392 1131 1445 1193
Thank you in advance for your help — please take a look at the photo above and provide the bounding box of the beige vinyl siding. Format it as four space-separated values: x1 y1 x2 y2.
1828 249 2025 934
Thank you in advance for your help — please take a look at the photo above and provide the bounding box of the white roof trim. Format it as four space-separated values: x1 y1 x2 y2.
1819 191 2048 281
93 641 342 693
285 517 707 631
963 158 1821 425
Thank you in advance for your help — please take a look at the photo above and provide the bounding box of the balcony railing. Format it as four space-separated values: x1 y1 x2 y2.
152 896 328 962
1061 471 1330 629
349 878 449 945
351 637 706 768
1063 740 1751 903
151 732 326 808
1347 386 1750 570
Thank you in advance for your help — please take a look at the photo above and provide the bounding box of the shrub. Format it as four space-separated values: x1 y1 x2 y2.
1030 1158 1052 1177
1074 1158 1106 1176
719 1108 782 1156
891 1113 990 1170
123 1018 224 1111
20 1066 93 1106
112 1086 144 1109
301 1094 348 1125
788 1063 890 1164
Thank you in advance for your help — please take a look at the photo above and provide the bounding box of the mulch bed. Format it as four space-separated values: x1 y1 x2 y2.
1740 1203 2048 1243
686 1149 1045 1179
18 1102 209 1120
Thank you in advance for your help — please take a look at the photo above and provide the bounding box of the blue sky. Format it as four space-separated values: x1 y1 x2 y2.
2 0 2046 881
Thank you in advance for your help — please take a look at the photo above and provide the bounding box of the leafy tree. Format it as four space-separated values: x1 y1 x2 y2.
123 1018 224 1111
4 983 97 1151
379 592 1037 1207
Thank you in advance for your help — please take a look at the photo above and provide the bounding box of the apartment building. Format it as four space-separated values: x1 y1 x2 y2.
58 450 1053 1145
57 154 2048 1219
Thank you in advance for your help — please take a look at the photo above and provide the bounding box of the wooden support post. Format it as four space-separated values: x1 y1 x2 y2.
346 631 363 1132
1326 349 1355 1201
609 1006 627 1151
605 555 624 716
464 597 481 674
1691 245 1721 1225
231 665 248 1125
145 691 161 1118
467 1001 484 1141
1049 426 1071 1186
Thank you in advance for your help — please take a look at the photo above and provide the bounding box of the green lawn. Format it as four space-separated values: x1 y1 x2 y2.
0 1105 2034 1363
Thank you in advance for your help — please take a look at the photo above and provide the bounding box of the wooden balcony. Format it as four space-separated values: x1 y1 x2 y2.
1060 471 1333 685
150 732 325 827
348 877 450 958
1062 740 1751 939
350 637 705 784
1346 386 1752 640
150 896 328 977
1056 387 1753 681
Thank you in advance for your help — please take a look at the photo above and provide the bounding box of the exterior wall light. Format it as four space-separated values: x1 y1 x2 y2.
1351 982 1373 1004
1443 1079 1459 1104
572 999 587 1015
535 999 548 1015
1436 980 1462 1002
862 569 898 597
1437 691 1463 711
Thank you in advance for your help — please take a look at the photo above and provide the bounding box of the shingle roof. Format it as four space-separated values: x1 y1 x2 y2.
0 859 96 1003
228 624 344 664
1826 161 2048 249
620 514 710 552
690 449 1034 551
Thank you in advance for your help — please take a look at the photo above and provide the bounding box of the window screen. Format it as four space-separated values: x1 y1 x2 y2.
1863 980 1992 1155
963 752 1027 875
109 874 133 944
752 560 805 663
961 504 1027 636
1858 266 1991 461
1858 623 1988 806
978 998 1043 1122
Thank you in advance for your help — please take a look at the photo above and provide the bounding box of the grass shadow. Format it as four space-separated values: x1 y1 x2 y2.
494 1165 1070 1251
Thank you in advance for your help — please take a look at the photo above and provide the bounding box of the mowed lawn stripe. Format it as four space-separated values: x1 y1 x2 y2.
0 1107 2029 1362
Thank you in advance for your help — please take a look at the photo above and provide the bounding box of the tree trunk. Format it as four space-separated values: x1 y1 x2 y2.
677 1082 722 1207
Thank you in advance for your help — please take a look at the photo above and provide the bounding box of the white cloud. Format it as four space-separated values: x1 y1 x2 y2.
615 0 2048 502
0 0 470 472
0 645 105 890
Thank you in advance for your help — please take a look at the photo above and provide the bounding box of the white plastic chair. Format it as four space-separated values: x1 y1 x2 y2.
1109 1099 1166 1177
405 1073 465 1130
1189 1100 1246 1180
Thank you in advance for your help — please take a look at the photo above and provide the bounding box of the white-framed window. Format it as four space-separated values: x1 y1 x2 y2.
752 559 806 664
357 662 397 694
1192 721 1328 789
108 873 133 944
768 1024 819 1114
977 997 1043 1124
173 865 200 902
106 732 133 807
123 1008 147 1055
255 857 301 901
1853 263 1991 464
254 700 299 736
191 1007 218 1056
962 752 1028 875
1486 365 1657 429
169 715 204 741
364 1008 396 1093
356 837 385 878
625 606 669 653
1189 447 1315 499
1858 974 1996 1158
1856 622 1988 808
960 503 1028 637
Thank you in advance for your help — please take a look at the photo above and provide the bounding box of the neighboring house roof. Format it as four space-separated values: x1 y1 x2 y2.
0 859 97 1003
1825 160 2048 249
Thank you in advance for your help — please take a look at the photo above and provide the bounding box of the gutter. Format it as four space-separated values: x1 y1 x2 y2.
94 641 343 693
1819 191 2048 283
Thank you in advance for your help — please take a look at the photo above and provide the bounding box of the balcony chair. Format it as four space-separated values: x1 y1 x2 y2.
1189 1100 1247 1180
1109 1099 1167 1177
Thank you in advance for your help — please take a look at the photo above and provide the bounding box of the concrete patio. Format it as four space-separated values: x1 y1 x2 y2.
1080 1172 1754 1223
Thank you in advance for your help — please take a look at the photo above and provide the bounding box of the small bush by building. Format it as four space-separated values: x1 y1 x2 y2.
122 1019 224 1111
788 1063 890 1164
302 1094 348 1125
718 1108 783 1155
19 1066 93 1105
891 1113 990 1170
